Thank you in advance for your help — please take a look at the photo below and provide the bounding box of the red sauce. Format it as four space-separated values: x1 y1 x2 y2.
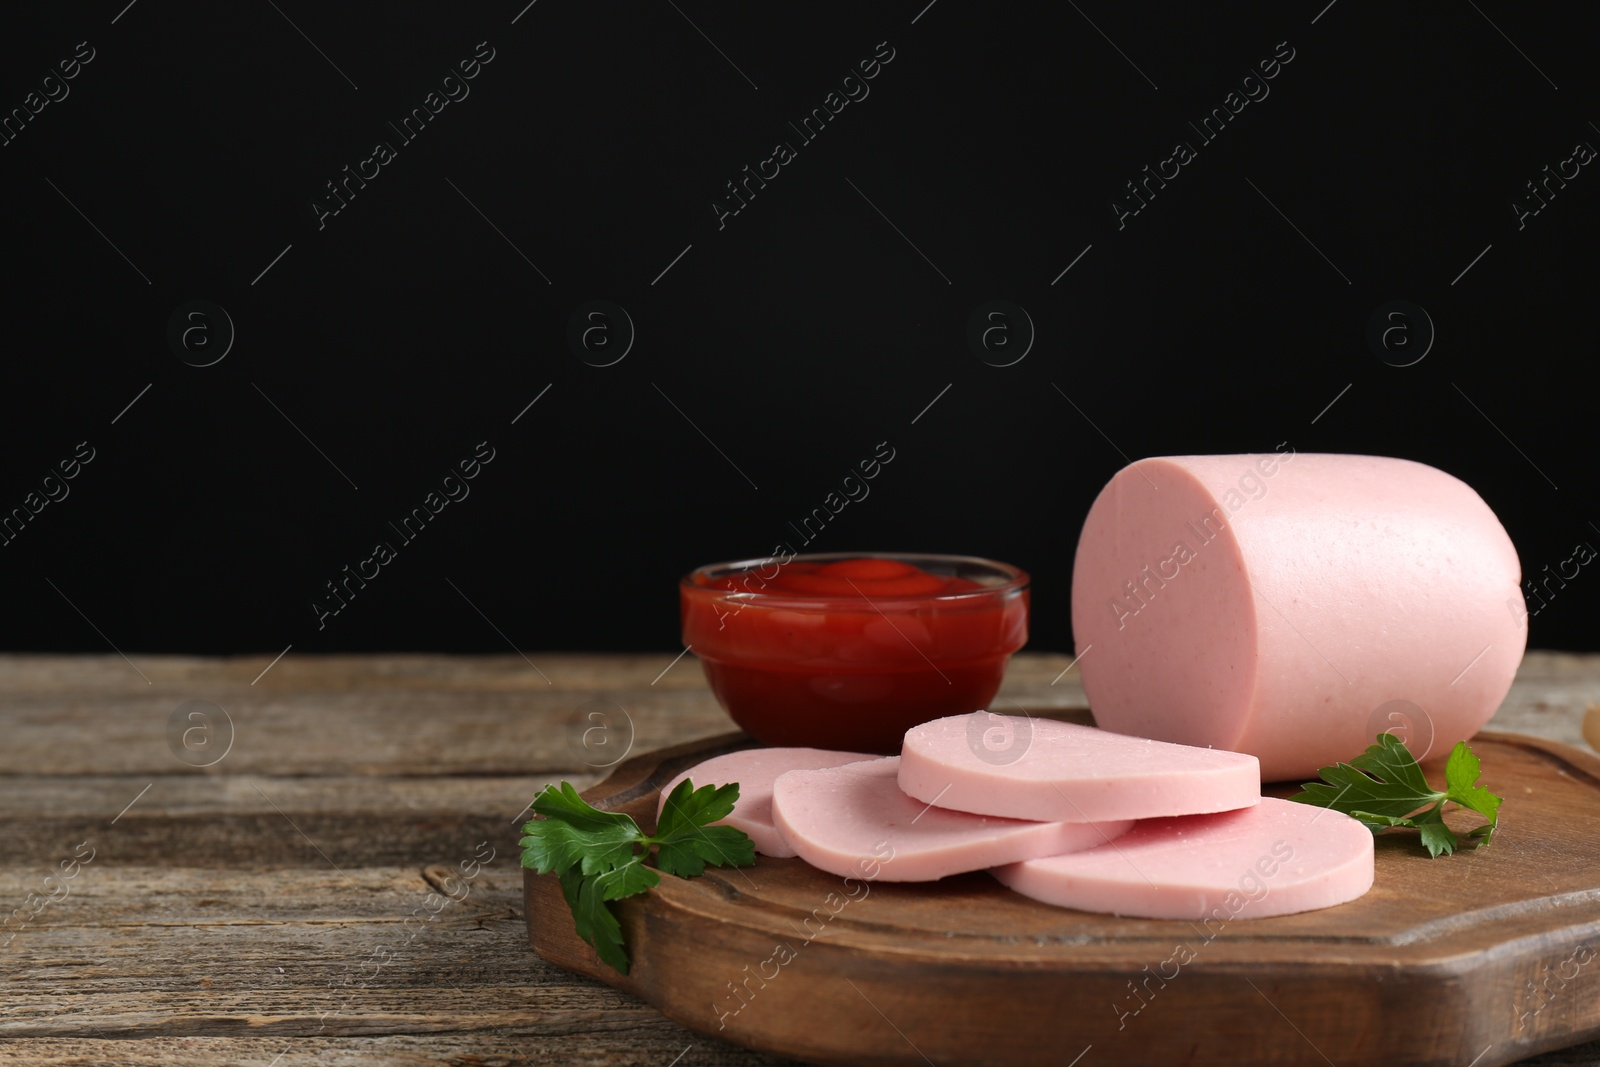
681 555 1029 752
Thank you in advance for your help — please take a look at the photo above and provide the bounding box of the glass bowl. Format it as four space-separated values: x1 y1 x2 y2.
680 552 1030 752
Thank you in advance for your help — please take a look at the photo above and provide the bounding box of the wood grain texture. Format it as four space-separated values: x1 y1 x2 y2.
3 652 1599 1066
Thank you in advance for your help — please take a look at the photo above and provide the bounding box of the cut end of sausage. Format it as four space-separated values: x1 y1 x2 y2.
1071 456 1262 753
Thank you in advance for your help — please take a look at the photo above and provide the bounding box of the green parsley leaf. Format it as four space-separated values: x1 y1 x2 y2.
521 781 643 875
1289 733 1502 857
1416 815 1460 860
1445 740 1503 831
520 778 756 973
560 865 629 974
653 780 756 878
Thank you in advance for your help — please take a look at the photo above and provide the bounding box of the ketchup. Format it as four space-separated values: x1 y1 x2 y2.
681 555 1029 753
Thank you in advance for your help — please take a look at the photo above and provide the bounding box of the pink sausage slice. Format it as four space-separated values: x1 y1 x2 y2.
771 756 1132 881
992 797 1374 919
898 713 1260 823
1071 452 1526 781
659 747 876 858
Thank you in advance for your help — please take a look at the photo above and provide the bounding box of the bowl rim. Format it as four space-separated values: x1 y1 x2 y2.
680 550 1030 605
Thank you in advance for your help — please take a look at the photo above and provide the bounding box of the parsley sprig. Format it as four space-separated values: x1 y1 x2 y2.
1289 732 1503 858
520 779 756 973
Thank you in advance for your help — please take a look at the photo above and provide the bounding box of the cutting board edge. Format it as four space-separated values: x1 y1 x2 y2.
523 729 1600 1067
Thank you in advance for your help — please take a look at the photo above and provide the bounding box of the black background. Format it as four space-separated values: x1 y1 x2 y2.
2 2 1596 658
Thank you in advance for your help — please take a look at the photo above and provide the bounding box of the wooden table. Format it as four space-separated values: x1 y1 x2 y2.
2 651 1598 1066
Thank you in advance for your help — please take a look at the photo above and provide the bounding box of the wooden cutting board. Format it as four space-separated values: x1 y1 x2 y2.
524 730 1600 1067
